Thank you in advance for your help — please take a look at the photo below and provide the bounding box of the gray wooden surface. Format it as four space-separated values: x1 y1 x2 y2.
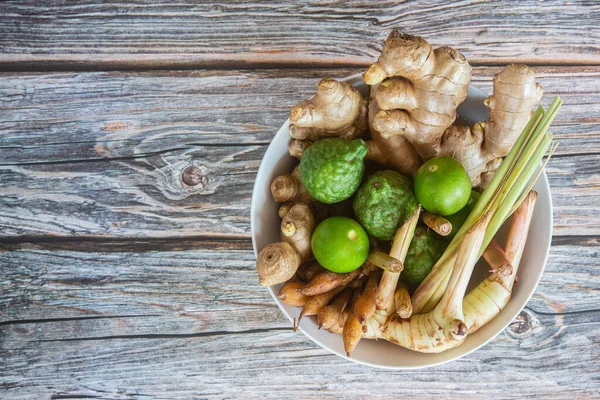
0 1 599 399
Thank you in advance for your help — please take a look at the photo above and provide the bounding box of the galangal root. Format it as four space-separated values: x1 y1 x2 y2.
256 203 315 286
271 166 313 204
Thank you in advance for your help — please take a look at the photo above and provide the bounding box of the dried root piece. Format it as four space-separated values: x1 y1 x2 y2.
299 268 362 296
318 288 353 331
271 166 313 203
278 281 309 307
383 212 491 353
343 289 363 356
349 275 368 289
298 286 345 326
463 191 537 333
343 313 363 357
421 211 452 237
289 78 368 141
256 242 301 286
280 203 315 262
354 270 381 324
394 281 412 319
304 262 326 281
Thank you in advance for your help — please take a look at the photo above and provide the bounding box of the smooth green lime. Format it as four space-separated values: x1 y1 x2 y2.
311 216 369 273
352 170 419 240
402 226 447 288
444 190 481 241
414 156 472 216
299 138 368 204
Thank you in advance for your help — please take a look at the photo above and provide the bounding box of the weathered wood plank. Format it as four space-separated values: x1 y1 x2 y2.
1 68 598 163
0 68 598 238
0 1 599 69
0 241 598 398
0 149 598 238
1 312 599 399
0 237 597 335
0 144 262 237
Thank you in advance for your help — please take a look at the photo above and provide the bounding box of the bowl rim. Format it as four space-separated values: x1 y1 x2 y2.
250 73 553 369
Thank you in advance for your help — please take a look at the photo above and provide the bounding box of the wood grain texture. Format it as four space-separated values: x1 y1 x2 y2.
1 68 599 238
0 1 599 69
0 242 598 398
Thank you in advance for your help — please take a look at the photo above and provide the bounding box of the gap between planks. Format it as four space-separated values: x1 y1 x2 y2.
1 59 600 74
0 234 596 249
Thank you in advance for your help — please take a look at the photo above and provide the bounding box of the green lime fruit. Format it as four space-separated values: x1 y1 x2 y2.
353 170 419 240
311 216 369 273
402 227 447 287
414 156 472 216
444 190 481 241
299 138 368 204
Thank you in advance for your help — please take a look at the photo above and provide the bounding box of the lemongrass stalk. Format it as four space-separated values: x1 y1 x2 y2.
367 249 404 273
464 191 537 333
481 133 552 250
450 106 545 244
394 281 412 319
383 212 492 353
482 239 513 277
412 96 562 313
416 134 551 313
421 211 452 236
375 207 421 311
420 267 453 313
507 141 558 217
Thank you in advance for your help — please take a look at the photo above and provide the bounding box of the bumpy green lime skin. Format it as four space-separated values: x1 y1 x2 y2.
444 190 481 241
299 138 368 204
352 170 419 240
402 227 447 287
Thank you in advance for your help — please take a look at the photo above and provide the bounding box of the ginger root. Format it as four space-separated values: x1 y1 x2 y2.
289 139 311 159
439 64 543 187
365 31 542 187
366 31 471 173
289 78 368 141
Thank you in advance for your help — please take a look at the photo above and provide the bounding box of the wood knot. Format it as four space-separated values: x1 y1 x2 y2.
181 166 207 187
507 309 539 338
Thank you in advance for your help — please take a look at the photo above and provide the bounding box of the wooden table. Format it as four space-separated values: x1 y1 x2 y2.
1 2 598 398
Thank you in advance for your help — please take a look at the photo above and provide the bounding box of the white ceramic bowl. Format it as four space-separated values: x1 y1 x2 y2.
251 73 552 369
